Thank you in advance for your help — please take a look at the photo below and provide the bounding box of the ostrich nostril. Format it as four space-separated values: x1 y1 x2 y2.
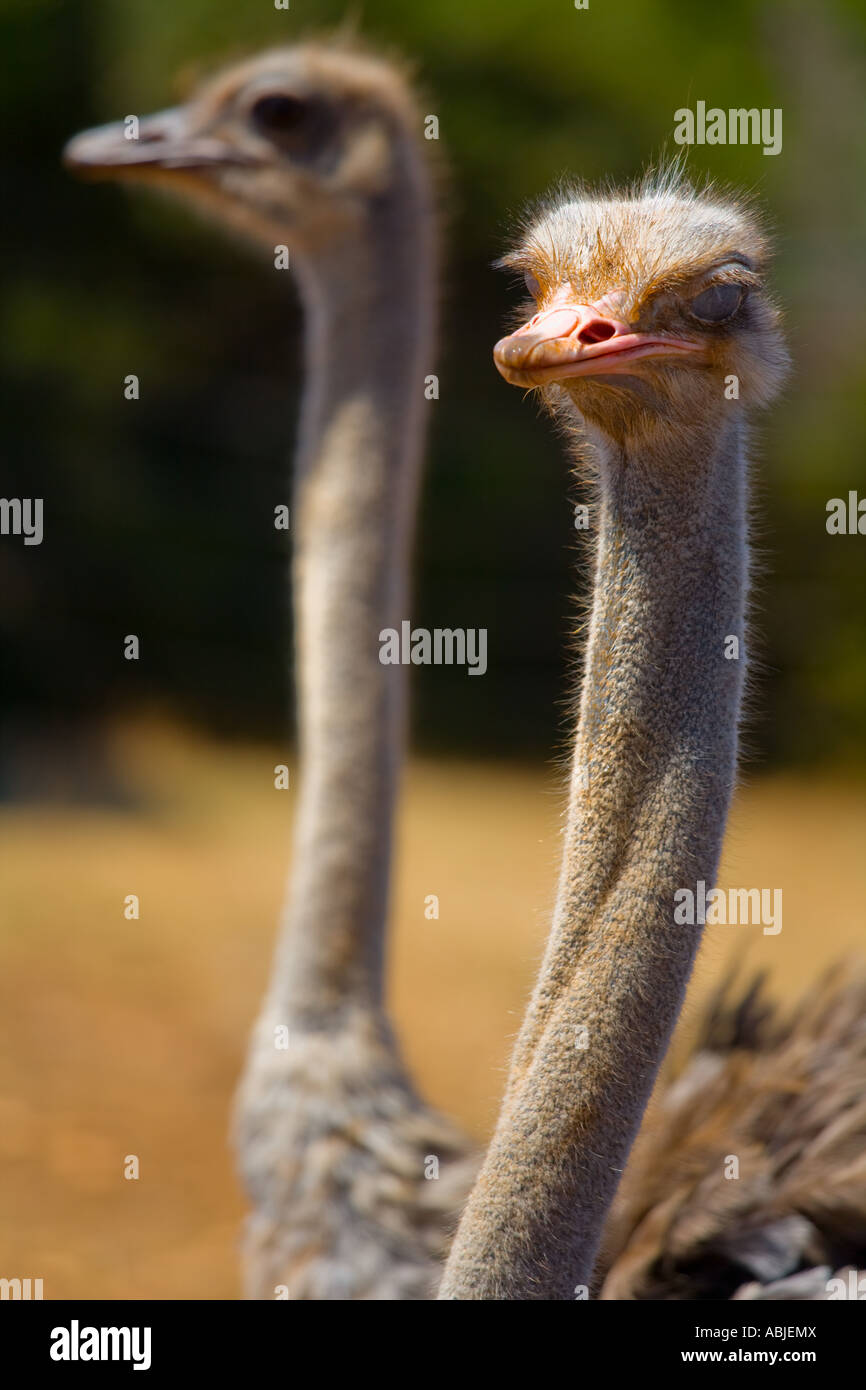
576 319 618 345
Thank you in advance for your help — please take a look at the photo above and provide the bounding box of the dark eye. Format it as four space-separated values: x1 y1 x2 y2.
524 270 541 298
251 94 309 133
248 93 336 158
688 283 745 323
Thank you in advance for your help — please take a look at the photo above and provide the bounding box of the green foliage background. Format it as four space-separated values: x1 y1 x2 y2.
2 0 864 768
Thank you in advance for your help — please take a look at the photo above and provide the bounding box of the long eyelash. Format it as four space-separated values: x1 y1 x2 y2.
634 267 757 318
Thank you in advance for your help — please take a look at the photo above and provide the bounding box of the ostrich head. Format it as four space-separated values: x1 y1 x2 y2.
63 43 426 254
495 170 788 449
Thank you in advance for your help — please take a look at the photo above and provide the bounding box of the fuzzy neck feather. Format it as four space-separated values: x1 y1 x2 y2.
440 413 748 1299
264 153 435 1030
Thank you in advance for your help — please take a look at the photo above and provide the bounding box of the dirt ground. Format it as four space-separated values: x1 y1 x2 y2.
1 721 863 1298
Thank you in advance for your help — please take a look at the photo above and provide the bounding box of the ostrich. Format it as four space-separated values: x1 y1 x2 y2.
597 966 866 1300
440 169 866 1300
64 42 474 1300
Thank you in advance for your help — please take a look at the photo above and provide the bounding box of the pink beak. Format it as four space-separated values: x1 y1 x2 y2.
494 292 702 387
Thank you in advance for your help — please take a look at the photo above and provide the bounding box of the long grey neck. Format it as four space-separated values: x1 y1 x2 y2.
268 159 435 1031
440 415 748 1299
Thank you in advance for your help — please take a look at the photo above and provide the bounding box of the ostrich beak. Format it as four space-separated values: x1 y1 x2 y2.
494 293 703 387
62 108 258 179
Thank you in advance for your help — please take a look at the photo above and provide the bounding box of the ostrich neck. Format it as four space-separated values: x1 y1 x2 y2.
440 416 748 1299
270 170 435 1028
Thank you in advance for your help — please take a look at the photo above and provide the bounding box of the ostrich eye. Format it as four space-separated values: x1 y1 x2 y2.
524 271 541 298
251 94 309 133
249 93 336 157
688 283 745 323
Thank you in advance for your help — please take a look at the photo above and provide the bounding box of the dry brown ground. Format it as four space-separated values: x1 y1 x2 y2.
0 721 863 1298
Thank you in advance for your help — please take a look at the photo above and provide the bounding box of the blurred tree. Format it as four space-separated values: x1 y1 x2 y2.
0 0 863 781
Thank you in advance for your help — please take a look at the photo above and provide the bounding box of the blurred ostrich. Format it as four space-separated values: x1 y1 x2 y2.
65 42 474 1300
440 169 866 1301
598 967 866 1300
